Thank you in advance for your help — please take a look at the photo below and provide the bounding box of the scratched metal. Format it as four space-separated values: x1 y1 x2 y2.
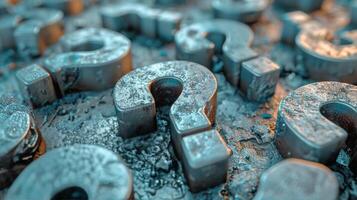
44 27 132 96
276 81 357 165
254 158 339 200
0 0 356 199
0 96 44 189
5 144 133 200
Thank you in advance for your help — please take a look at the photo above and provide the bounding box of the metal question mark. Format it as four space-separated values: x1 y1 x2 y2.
212 0 269 23
175 19 280 102
275 82 357 171
16 27 132 107
0 8 64 56
0 96 45 189
100 2 182 41
5 144 133 200
274 0 324 12
113 61 232 192
253 158 339 200
280 11 325 44
296 29 357 84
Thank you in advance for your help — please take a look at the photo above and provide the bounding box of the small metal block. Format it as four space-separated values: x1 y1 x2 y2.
16 64 57 108
253 159 339 200
240 56 280 102
181 130 231 192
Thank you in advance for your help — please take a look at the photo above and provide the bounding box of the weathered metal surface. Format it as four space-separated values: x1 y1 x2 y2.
0 96 45 189
276 82 357 166
114 60 231 192
44 27 132 97
5 144 133 200
296 29 357 84
254 158 339 200
100 3 182 41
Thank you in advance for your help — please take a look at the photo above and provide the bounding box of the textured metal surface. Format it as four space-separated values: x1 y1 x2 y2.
254 158 339 200
0 0 356 199
212 0 269 23
175 19 255 85
0 96 45 189
296 29 357 84
276 81 357 164
14 8 64 58
5 144 133 200
240 56 280 102
114 60 231 191
44 27 132 97
16 64 57 107
100 3 182 41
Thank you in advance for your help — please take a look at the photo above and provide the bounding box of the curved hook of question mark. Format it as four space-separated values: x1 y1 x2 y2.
0 8 64 56
175 19 280 102
16 27 132 108
296 29 357 84
275 81 357 172
253 158 339 200
113 60 232 192
212 0 269 23
5 144 133 200
100 2 182 42
0 96 45 189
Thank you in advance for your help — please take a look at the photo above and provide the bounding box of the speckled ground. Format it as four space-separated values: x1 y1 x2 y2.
0 0 356 199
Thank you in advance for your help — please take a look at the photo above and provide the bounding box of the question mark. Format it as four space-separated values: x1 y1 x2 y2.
296 29 357 84
100 2 182 42
274 0 324 12
175 19 280 102
280 11 325 44
253 158 339 200
212 0 269 23
0 96 45 189
5 144 133 200
14 8 64 58
275 81 357 172
113 60 232 192
0 8 64 56
16 27 132 107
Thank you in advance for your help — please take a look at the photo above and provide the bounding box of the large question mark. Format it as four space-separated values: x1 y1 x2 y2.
212 0 269 23
175 19 280 102
274 0 325 12
253 158 339 200
296 29 357 84
0 8 64 56
0 96 45 189
16 27 132 108
275 82 357 172
100 2 182 42
5 144 133 200
113 60 232 192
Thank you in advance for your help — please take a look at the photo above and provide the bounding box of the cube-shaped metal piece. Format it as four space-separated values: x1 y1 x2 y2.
240 57 280 102
181 129 231 192
16 64 57 107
